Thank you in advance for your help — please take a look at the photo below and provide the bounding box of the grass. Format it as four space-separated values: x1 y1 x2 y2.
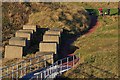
62 15 118 78
2 2 119 79
63 2 118 9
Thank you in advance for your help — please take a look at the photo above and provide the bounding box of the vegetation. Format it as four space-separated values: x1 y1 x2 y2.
62 12 118 79
2 2 119 79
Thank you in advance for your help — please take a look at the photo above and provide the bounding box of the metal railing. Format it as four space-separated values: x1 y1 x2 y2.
29 53 80 80
0 53 53 80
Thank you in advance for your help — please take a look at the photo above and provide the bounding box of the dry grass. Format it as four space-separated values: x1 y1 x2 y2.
28 3 90 34
62 15 118 78
62 2 118 9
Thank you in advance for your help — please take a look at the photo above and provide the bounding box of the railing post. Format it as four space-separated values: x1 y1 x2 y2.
56 61 58 72
47 69 49 77
44 55 46 67
67 57 69 69
73 55 74 67
37 74 39 80
38 56 40 69
30 59 32 72
7 67 9 78
24 60 26 76
51 54 53 64
50 66 52 74
44 70 46 79
20 62 23 78
12 66 14 80
60 60 62 74
41 72 42 80
16 64 18 80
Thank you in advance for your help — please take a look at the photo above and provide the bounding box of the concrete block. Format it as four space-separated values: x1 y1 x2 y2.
5 45 24 59
23 25 37 32
43 35 59 45
36 52 54 64
15 30 32 40
9 37 29 48
44 30 61 37
39 42 57 54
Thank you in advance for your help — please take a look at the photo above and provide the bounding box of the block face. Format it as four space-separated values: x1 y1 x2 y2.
43 35 59 45
9 37 27 46
36 52 54 64
15 31 31 40
23 25 37 32
5 45 23 59
39 42 57 54
44 30 61 36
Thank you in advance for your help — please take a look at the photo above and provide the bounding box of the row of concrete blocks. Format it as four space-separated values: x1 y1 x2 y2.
38 28 63 64
5 25 37 58
4 26 63 62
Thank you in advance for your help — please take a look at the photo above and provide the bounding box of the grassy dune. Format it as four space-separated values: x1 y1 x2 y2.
2 2 119 79
62 15 118 78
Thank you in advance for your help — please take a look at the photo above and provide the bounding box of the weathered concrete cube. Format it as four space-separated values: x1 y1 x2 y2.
15 30 32 40
23 25 37 32
5 45 25 59
39 42 57 54
36 52 54 64
44 30 61 37
43 35 59 45
9 37 29 48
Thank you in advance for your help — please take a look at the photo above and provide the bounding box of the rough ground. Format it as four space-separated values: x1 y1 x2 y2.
61 15 118 79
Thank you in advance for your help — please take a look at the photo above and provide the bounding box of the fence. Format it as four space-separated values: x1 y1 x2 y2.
29 53 80 80
0 53 54 80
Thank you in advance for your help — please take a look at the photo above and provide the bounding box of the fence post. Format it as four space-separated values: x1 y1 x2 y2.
37 74 39 80
30 59 32 72
7 67 9 78
24 60 26 76
73 55 74 68
60 60 62 74
41 72 42 80
56 61 58 72
67 57 69 69
44 70 46 79
38 56 40 69
47 68 49 76
12 66 14 80
16 64 18 80
44 55 46 67
20 62 23 78
51 55 53 64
